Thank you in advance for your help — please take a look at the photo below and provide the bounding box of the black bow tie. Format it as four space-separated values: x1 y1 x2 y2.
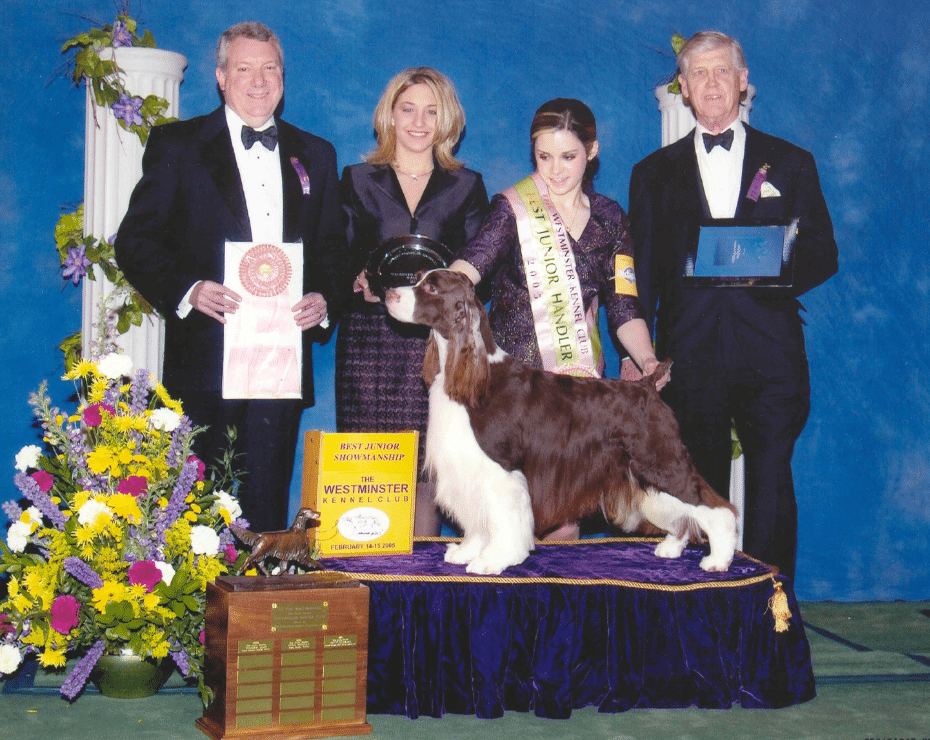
702 129 735 152
241 125 278 151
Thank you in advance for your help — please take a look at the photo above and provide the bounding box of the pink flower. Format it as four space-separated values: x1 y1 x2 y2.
83 403 116 428
127 560 162 592
187 455 206 482
118 475 148 497
31 470 54 493
50 595 80 634
199 630 205 645
224 544 238 563
0 614 14 636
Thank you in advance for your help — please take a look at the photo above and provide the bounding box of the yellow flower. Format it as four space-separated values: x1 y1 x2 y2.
64 359 95 381
7 578 18 597
12 594 32 613
157 497 168 508
86 448 116 476
74 524 97 547
38 648 67 669
142 592 161 611
183 511 198 522
92 580 129 612
108 494 142 523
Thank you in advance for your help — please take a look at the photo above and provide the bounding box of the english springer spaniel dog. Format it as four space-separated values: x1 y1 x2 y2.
385 269 738 575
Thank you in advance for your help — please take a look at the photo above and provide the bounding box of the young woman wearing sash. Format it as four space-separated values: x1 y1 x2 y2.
336 68 489 535
452 98 666 540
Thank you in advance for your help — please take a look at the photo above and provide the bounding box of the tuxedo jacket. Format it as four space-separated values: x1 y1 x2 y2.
628 125 838 379
340 162 488 313
115 106 348 403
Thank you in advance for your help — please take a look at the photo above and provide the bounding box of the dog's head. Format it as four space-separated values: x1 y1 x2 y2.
385 269 495 406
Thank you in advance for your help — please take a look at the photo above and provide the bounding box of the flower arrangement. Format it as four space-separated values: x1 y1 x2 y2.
62 12 176 145
0 353 247 704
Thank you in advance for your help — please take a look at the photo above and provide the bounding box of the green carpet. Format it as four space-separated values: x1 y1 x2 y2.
2 602 929 740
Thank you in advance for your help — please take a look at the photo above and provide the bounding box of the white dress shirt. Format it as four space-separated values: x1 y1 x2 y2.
177 107 284 318
694 119 745 219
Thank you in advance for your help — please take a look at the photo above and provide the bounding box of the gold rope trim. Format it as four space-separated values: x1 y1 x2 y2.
325 537 781 594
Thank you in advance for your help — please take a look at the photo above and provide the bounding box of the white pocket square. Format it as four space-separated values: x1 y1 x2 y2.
760 182 781 198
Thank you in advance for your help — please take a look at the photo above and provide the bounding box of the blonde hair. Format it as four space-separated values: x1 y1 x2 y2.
365 67 466 171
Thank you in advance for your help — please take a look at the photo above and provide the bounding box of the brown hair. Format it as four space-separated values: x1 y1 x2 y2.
529 98 599 184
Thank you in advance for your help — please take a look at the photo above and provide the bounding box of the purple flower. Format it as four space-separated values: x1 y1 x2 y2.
129 369 152 414
127 560 161 592
63 557 103 589
50 595 80 634
747 164 770 202
62 245 91 286
111 93 144 128
60 639 105 701
111 21 133 48
170 644 191 677
14 472 66 529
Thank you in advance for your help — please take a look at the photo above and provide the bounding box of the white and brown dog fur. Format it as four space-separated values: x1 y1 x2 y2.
385 269 738 575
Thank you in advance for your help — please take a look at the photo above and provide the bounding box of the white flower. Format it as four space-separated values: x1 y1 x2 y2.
149 408 181 432
97 352 133 380
7 521 31 553
153 561 176 585
190 525 220 556
0 644 22 675
23 507 42 531
77 499 113 527
14 445 42 472
213 489 242 522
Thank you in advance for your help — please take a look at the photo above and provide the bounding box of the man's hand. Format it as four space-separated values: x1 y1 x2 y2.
292 292 328 330
191 281 242 324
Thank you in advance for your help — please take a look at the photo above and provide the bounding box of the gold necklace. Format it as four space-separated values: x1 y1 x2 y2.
392 163 434 182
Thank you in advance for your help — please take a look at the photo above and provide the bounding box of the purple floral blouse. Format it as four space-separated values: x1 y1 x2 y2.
458 187 645 369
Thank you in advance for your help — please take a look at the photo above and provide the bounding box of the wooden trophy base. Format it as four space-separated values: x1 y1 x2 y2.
197 572 372 740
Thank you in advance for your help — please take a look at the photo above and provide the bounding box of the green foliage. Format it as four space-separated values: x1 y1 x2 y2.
55 204 157 338
667 33 687 94
61 14 173 146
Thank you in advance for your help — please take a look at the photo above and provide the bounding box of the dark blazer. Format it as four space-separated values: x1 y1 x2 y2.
629 124 838 377
115 106 347 403
340 162 489 312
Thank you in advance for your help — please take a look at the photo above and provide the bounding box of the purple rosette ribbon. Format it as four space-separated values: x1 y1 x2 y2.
747 164 770 202
290 157 311 195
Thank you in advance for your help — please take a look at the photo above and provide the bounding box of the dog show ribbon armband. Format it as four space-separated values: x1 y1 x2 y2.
614 254 638 297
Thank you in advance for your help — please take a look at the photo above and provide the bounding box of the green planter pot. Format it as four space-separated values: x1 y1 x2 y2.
90 653 174 698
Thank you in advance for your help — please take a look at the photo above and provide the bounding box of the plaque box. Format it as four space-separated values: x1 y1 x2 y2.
196 572 371 740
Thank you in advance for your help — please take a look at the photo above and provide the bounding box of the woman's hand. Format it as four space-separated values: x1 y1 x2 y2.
641 357 671 390
354 271 381 303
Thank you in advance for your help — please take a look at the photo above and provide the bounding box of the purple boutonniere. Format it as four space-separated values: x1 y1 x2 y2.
747 164 770 201
290 157 311 195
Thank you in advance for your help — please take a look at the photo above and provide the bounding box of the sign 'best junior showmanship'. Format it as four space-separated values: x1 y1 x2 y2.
301 431 417 558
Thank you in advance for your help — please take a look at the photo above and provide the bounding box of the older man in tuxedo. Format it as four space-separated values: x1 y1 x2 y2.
629 31 838 580
116 22 346 532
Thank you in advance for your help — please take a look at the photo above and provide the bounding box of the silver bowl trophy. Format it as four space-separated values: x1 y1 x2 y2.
365 234 454 300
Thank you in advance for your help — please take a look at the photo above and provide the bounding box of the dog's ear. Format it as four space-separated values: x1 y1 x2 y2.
443 292 490 407
422 334 440 387
643 359 673 391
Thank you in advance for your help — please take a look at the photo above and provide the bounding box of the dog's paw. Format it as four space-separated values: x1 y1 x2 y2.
464 546 529 575
444 538 483 565
654 533 688 559
699 552 733 572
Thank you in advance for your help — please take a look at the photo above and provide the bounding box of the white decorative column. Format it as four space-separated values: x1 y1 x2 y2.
653 82 756 549
82 47 187 380
654 83 756 146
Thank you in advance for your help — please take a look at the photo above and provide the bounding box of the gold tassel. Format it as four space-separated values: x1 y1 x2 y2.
767 580 792 633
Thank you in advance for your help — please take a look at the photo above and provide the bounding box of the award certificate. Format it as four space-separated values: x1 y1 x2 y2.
222 241 304 399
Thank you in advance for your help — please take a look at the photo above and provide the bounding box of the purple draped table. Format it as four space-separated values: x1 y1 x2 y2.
322 538 815 719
